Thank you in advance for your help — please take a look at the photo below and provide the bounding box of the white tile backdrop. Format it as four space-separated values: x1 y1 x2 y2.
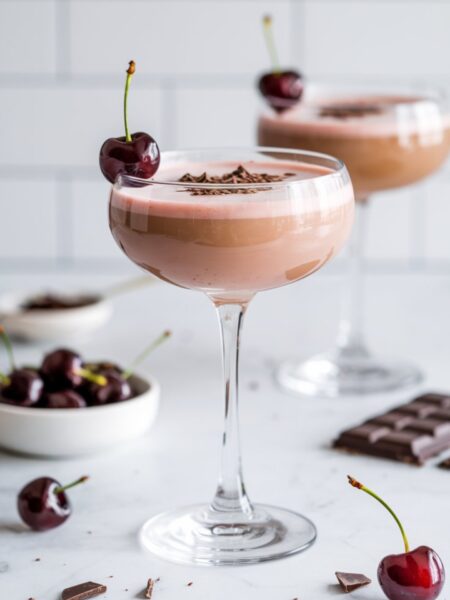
1 0 450 274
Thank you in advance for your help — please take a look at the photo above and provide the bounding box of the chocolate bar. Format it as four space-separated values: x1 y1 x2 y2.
334 393 450 465
61 582 106 600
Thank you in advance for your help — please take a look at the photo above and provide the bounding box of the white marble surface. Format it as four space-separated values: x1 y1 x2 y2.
1 271 449 600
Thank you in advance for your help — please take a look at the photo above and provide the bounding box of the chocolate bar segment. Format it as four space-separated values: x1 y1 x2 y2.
334 393 450 465
61 582 106 600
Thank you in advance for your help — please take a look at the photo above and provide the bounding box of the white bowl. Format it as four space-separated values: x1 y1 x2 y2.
0 291 113 342
0 374 159 457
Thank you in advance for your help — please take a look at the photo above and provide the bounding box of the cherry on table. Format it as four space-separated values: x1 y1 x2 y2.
45 390 87 409
18 476 89 531
378 545 444 600
348 476 445 600
99 61 160 183
258 16 303 112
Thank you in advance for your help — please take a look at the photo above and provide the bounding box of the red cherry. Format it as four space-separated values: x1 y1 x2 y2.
85 370 132 405
99 131 160 183
348 477 446 600
45 390 87 409
1 368 43 406
378 546 445 600
17 476 88 531
40 348 83 390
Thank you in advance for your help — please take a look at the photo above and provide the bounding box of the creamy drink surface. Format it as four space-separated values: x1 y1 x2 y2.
258 96 450 199
110 160 354 302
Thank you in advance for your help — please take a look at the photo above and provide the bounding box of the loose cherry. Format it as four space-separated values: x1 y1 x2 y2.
18 475 89 531
99 61 160 183
45 390 87 409
258 15 303 112
85 330 171 405
348 476 445 600
40 348 106 390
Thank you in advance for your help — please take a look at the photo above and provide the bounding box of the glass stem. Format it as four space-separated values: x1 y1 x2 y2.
336 198 370 357
210 303 253 516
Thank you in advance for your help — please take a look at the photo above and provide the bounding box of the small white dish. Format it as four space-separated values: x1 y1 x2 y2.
0 291 113 342
0 374 159 457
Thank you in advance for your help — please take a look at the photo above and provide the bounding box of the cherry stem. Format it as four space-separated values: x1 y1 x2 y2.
348 476 410 553
122 330 172 380
124 60 135 143
0 325 16 371
76 368 107 386
262 15 281 74
54 475 89 495
0 371 10 386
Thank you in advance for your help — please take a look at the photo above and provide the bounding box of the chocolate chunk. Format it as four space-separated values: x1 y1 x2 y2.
145 578 154 599
438 458 450 470
61 581 106 600
334 392 450 465
335 571 371 592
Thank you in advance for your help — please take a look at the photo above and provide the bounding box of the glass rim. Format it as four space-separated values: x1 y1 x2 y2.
115 146 347 190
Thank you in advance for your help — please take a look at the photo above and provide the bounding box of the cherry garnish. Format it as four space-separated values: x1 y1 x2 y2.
348 476 445 600
258 16 303 112
1 369 44 406
99 61 160 183
18 475 89 531
45 390 87 409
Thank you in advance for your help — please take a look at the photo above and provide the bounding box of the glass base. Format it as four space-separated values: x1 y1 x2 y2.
140 503 317 566
277 349 423 397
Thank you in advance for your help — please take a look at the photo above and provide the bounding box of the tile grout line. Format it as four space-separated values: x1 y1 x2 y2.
55 0 71 79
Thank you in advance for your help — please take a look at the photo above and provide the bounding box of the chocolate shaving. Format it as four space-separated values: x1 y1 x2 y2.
320 104 383 119
178 164 295 196
335 571 371 592
61 581 107 600
144 578 155 599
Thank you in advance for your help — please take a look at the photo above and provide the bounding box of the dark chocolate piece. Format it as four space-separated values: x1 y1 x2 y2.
61 581 106 600
438 458 450 470
145 579 154 599
335 571 371 592
334 392 450 465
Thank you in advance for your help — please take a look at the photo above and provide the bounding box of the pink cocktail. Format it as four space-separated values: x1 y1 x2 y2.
109 148 354 565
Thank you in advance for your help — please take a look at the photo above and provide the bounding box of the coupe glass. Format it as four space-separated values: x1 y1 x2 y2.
258 84 450 396
109 147 354 565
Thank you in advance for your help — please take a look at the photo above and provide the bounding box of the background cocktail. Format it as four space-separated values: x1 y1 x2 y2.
258 87 450 396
